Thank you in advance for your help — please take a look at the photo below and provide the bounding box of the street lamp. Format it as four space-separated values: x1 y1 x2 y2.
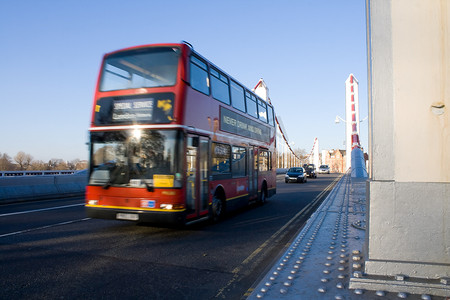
335 115 346 124
335 115 367 124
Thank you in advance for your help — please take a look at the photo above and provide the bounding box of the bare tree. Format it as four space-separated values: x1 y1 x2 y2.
47 158 63 170
14 151 33 170
14 152 26 170
30 160 47 170
55 161 68 170
25 153 33 169
294 148 308 165
76 160 88 170
0 153 15 170
67 159 80 170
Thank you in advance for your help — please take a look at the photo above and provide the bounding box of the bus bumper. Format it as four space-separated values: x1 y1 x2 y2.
85 206 186 225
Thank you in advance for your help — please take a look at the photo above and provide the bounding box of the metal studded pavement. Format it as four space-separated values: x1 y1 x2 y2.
247 173 447 299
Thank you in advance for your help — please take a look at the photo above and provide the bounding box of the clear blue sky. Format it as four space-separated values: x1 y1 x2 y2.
0 0 368 162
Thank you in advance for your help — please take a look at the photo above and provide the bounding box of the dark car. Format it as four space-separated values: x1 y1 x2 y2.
285 167 307 183
305 164 317 178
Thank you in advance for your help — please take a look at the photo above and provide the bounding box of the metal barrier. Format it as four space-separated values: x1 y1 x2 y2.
350 148 368 178
0 170 78 177
0 170 88 204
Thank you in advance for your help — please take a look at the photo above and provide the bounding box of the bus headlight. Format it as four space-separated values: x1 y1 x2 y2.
88 200 98 205
160 204 173 210
160 204 185 210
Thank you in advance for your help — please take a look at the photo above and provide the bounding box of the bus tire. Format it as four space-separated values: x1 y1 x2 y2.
259 183 267 205
211 191 225 222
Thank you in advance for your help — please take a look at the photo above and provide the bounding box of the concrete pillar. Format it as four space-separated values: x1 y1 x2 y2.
313 138 319 170
350 0 450 297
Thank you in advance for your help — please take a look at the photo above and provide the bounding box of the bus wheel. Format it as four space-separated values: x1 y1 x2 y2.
211 194 225 222
258 184 267 205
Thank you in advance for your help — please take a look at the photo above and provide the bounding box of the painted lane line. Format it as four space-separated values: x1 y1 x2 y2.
0 218 91 238
0 203 84 217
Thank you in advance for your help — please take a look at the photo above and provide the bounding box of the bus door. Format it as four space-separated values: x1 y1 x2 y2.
186 135 209 217
248 146 258 199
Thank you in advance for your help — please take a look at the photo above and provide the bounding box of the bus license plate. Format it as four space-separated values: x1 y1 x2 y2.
116 213 139 221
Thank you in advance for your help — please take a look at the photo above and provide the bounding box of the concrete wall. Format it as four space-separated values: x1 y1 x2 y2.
362 0 449 292
0 172 87 204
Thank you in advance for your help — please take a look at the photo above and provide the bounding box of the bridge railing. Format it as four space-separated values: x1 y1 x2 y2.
350 147 368 178
0 170 79 177
0 170 88 204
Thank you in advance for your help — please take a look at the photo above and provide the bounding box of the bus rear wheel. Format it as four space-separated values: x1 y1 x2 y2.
258 183 267 205
211 194 225 222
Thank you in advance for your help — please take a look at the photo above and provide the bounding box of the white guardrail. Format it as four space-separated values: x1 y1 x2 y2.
0 170 88 203
0 170 77 177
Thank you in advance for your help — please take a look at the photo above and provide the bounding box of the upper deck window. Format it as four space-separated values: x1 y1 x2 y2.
258 99 268 123
210 68 230 104
230 80 246 112
245 91 258 119
100 47 180 92
267 105 275 126
190 55 210 95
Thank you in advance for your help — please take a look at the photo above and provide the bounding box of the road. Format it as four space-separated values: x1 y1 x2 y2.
0 173 340 300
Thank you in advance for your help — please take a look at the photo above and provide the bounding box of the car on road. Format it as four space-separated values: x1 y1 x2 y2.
319 165 330 174
305 164 317 178
285 167 307 183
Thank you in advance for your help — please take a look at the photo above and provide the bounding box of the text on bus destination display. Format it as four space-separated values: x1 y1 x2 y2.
94 92 174 125
112 99 154 121
113 100 153 110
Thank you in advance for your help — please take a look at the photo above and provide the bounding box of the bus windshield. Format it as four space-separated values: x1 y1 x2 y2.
99 47 180 91
89 130 183 188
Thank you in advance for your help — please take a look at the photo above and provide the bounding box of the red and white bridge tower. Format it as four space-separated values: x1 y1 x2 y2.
345 74 361 169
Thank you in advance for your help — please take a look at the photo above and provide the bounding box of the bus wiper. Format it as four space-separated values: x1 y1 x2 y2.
102 180 111 189
136 168 154 192
102 164 118 189
143 181 154 192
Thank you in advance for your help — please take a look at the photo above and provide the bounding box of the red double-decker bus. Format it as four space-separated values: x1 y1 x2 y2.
86 42 276 225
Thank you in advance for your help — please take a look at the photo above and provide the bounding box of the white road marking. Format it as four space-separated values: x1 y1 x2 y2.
0 218 91 238
0 203 84 217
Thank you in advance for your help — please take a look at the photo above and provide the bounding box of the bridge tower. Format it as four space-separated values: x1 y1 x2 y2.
308 138 319 169
345 74 360 171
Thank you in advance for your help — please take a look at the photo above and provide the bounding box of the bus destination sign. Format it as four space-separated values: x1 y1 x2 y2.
94 93 174 125
220 107 271 143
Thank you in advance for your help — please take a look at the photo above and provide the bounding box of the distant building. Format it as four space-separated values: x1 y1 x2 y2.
321 149 347 173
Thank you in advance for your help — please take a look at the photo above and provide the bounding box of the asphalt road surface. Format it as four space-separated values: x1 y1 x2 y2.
0 173 340 300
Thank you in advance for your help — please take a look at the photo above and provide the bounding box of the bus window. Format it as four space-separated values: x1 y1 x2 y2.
100 47 179 92
230 80 246 112
211 143 231 175
267 105 275 126
210 68 230 105
246 91 258 119
89 130 183 188
258 99 268 123
190 55 209 95
232 146 246 177
258 150 271 171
